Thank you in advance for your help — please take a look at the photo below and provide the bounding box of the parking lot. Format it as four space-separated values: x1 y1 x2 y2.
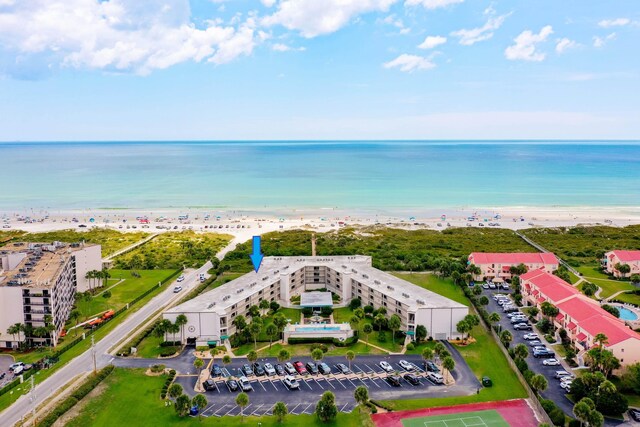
173 354 480 418
481 286 576 418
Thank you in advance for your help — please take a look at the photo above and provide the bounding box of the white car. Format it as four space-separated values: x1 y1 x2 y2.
560 380 573 390
543 358 560 366
379 361 394 373
238 376 253 392
173 286 183 293
523 333 538 340
482 283 490 289
427 372 444 384
176 275 185 282
283 375 299 390
263 363 276 376
398 360 414 371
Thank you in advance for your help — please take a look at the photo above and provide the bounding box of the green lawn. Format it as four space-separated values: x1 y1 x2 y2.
383 324 527 410
113 231 232 269
18 228 149 257
65 368 371 427
576 265 611 280
393 273 470 306
587 278 637 298
74 269 177 322
613 291 640 306
0 270 180 411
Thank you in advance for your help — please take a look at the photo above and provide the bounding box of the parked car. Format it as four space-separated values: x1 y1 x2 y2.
318 362 331 375
398 360 414 371
226 379 239 392
263 363 276 376
403 374 420 385
293 361 307 375
554 370 572 379
510 316 528 324
274 364 285 376
513 323 532 330
379 361 394 373
12 366 24 375
189 405 200 416
533 348 555 358
305 362 319 375
9 362 24 372
210 364 222 377
173 286 183 293
334 363 350 374
528 340 543 347
482 283 490 289
241 364 254 376
176 275 185 282
284 362 296 375
427 372 444 384
238 376 253 392
283 375 300 390
543 358 560 366
386 375 402 387
628 409 640 422
424 361 439 372
252 362 266 376
203 379 217 391
523 333 538 340
560 380 573 390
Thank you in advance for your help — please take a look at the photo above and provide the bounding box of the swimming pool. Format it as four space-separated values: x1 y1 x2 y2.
618 307 639 321
295 326 341 332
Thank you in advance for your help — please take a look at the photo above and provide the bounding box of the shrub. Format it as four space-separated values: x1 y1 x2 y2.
160 349 178 357
549 408 565 426
349 298 362 310
160 341 181 347
369 400 393 412
320 306 333 316
150 364 166 373
195 345 209 352
544 334 556 343
102 290 112 298
377 331 387 342
540 399 556 414
406 343 415 351
302 307 313 316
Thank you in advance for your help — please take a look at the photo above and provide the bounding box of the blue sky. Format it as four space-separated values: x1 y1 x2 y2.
0 0 638 140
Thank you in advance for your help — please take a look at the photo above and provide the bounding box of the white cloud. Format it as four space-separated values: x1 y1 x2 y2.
418 35 446 49
405 0 463 9
261 0 277 7
598 18 630 28
450 13 510 45
555 38 577 54
380 14 410 34
383 53 435 72
0 0 258 76
504 25 553 61
271 42 305 52
262 0 397 38
593 32 616 48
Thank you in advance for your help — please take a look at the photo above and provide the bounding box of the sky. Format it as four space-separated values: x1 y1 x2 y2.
0 0 639 141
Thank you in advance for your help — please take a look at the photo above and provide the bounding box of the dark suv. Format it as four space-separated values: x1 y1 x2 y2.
305 362 319 375
242 364 254 376
252 362 266 376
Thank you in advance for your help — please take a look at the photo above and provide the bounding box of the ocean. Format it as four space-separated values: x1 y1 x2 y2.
1 141 639 211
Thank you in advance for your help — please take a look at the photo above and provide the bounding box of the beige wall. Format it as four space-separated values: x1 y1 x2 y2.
0 286 25 348
74 245 103 292
609 338 640 366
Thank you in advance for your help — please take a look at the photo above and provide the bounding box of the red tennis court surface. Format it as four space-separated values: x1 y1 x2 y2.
372 399 539 427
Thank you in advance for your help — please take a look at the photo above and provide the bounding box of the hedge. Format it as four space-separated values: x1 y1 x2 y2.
370 400 393 412
160 369 177 399
36 365 114 427
288 334 359 347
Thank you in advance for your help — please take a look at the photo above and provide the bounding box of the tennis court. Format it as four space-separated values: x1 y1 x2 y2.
402 410 509 427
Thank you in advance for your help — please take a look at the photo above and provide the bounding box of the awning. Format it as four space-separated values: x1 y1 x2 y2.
537 297 545 303
576 333 587 341
220 335 229 340
300 292 333 307
532 290 540 296
502 266 511 272
567 322 577 330
207 341 217 346
556 313 565 321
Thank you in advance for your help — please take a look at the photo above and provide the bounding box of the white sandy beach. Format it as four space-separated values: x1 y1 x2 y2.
2 206 640 241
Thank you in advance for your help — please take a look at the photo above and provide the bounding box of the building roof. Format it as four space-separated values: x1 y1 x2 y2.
469 252 558 265
300 292 333 307
521 270 581 303
0 242 96 288
557 297 605 323
607 250 640 262
579 315 640 346
166 255 467 316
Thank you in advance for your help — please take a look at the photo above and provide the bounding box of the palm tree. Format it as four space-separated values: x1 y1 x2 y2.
594 333 608 349
573 397 595 427
44 314 55 347
514 343 529 360
168 383 183 399
311 348 324 364
273 401 288 423
441 356 455 383
69 310 81 335
345 351 355 371
236 392 249 419
154 319 172 340
247 350 258 364
272 313 288 340
169 322 180 344
249 320 262 349
500 330 513 348
277 349 291 364
362 323 373 347
194 357 204 374
259 299 270 316
101 268 111 288
349 315 360 331
388 314 401 346
85 270 95 292
266 323 278 349
488 312 501 326
191 394 208 421
354 386 369 407
433 342 445 360
175 314 188 343
421 347 434 366
529 374 548 395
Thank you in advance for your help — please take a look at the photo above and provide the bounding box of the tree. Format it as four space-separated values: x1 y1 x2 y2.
191 394 208 421
259 299 270 315
594 333 608 349
415 325 427 343
349 298 362 310
354 386 369 406
266 323 278 349
168 383 183 399
44 314 55 347
500 330 513 348
630 273 640 284
456 320 471 341
222 354 232 369
247 350 258 364
315 391 338 422
273 313 288 340
434 342 445 358
388 314 402 346
373 314 386 331
248 305 260 318
154 319 172 339
614 262 631 278
540 301 559 326
69 310 81 333
277 349 291 364
194 357 204 372
530 374 548 395
273 401 288 423
472 285 482 295
488 312 501 325
236 392 249 419
514 343 529 360
441 356 455 383
311 348 324 363
168 322 180 344
249 320 262 349
175 314 188 343
421 347 434 364
354 308 365 320
479 296 489 306
269 300 281 313
362 323 373 347
232 315 247 331
175 394 191 417
349 315 360 331
100 268 111 288
345 351 355 371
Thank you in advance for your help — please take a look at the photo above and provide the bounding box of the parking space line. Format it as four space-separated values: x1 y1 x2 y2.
337 379 348 389
352 364 364 374
303 379 313 390
251 404 264 415
257 380 267 391
213 405 227 417
264 403 277 416
346 377 358 388
269 380 278 390
314 379 324 389
224 405 237 416
243 404 252 414
363 363 376 373
367 377 381 388
302 403 314 414
357 377 371 387
325 378 336 389
340 403 350 413
290 403 301 415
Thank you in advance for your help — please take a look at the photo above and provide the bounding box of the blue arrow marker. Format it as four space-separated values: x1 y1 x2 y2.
249 236 264 273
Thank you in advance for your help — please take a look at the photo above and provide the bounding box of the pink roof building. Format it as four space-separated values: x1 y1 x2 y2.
603 250 640 278
468 252 559 281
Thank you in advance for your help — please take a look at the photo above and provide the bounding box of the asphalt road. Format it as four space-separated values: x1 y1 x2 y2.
481 287 628 427
115 348 481 418
0 262 212 427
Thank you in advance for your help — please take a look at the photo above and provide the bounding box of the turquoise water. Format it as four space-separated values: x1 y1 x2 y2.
1 141 640 210
618 306 639 321
295 326 341 332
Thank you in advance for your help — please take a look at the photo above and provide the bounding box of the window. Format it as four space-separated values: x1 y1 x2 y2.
336 285 341 289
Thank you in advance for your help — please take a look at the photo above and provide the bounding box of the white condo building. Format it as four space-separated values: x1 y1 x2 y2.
0 241 102 348
164 255 468 346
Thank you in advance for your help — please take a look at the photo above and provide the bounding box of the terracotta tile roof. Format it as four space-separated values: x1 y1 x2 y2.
579 316 640 346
